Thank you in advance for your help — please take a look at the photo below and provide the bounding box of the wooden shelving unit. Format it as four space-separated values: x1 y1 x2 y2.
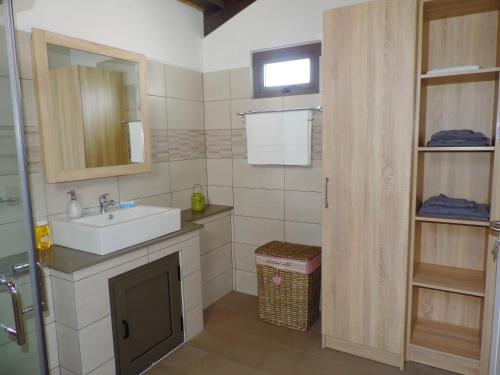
406 1 500 374
420 67 500 79
411 319 481 361
415 216 490 227
413 263 485 297
418 146 495 152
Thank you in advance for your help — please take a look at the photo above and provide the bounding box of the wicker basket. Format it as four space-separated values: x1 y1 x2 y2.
255 241 321 331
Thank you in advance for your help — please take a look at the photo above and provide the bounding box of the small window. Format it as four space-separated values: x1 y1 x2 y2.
252 42 321 98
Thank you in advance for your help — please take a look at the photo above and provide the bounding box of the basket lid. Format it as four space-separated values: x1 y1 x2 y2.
255 241 321 261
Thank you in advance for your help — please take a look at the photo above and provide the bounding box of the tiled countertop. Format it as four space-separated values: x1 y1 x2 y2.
37 205 233 274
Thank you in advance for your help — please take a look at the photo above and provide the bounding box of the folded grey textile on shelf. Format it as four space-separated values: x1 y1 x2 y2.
426 129 491 147
419 194 490 222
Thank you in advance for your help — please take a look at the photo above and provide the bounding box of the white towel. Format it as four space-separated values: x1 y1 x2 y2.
128 121 145 163
245 110 311 166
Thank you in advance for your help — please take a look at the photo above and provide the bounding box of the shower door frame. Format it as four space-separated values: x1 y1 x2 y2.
2 0 49 373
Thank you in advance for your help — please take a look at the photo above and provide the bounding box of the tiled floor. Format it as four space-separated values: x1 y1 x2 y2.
147 292 457 375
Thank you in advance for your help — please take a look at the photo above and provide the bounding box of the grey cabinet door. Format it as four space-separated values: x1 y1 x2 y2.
109 252 183 375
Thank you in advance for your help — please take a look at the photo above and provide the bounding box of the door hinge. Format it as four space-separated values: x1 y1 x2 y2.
177 265 181 281
180 316 184 331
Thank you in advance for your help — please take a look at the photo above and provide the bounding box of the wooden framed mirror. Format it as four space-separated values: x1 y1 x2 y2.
31 28 151 183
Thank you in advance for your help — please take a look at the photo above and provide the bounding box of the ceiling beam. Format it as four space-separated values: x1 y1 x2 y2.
203 0 256 36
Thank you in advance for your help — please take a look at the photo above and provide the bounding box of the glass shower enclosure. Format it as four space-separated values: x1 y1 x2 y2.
0 0 48 373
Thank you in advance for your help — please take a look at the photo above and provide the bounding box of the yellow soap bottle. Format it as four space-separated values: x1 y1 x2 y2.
35 220 51 251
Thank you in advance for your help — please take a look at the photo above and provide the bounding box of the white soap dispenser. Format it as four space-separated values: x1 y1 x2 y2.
67 190 83 219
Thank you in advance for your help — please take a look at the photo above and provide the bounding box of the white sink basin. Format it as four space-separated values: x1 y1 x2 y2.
52 206 181 255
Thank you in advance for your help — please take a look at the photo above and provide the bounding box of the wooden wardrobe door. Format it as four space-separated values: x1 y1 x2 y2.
321 0 417 368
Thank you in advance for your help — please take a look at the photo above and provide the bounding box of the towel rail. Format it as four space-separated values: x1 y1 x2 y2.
238 106 322 124
237 106 322 117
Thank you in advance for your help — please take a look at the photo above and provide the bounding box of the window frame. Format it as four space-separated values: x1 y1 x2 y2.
252 42 321 99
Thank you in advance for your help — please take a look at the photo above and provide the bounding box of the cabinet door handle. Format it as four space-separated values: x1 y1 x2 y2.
122 320 130 339
324 177 329 209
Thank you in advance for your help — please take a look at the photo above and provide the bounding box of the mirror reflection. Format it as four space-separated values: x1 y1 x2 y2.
47 44 145 169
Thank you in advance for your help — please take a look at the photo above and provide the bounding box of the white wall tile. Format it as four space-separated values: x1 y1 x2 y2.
234 243 257 273
16 30 33 80
51 276 78 329
79 316 114 374
233 159 284 189
148 95 168 130
284 221 322 247
88 359 115 375
201 243 232 284
21 79 37 127
284 160 322 192
55 323 81 374
74 256 148 329
135 193 172 207
285 191 322 224
147 61 166 97
170 159 207 191
207 186 233 206
230 98 250 129
118 161 171 201
167 98 204 130
229 67 252 99
45 322 59 371
199 214 231 254
235 270 257 296
203 70 230 101
230 97 283 130
182 270 202 312
45 177 119 215
184 304 203 341
165 64 203 101
179 236 201 277
29 172 47 218
207 159 232 186
234 188 284 220
204 100 231 130
202 269 232 308
233 216 283 246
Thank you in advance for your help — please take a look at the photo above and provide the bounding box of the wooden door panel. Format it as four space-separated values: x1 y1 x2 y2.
322 0 417 367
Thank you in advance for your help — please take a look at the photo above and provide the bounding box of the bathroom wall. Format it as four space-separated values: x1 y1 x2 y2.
203 68 323 295
202 0 369 72
14 0 203 71
2 27 206 375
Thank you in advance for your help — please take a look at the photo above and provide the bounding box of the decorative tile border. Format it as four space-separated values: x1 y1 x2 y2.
168 130 206 161
150 129 169 163
0 126 18 176
231 128 247 159
24 126 42 173
312 125 322 160
206 130 232 159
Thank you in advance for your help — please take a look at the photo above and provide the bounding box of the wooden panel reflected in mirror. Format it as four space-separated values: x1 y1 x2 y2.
32 28 151 183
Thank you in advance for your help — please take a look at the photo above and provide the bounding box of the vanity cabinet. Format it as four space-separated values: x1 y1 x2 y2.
109 252 183 375
321 0 417 368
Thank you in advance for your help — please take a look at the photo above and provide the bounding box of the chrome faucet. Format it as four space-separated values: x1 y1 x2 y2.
99 194 115 214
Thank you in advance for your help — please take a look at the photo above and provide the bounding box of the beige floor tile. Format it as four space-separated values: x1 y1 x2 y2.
156 344 209 370
148 292 457 375
187 326 280 369
184 354 272 375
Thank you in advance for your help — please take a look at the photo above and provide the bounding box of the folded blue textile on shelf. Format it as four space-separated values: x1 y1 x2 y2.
419 194 490 222
426 129 491 147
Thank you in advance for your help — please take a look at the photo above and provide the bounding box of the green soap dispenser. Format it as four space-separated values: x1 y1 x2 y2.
191 184 205 212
